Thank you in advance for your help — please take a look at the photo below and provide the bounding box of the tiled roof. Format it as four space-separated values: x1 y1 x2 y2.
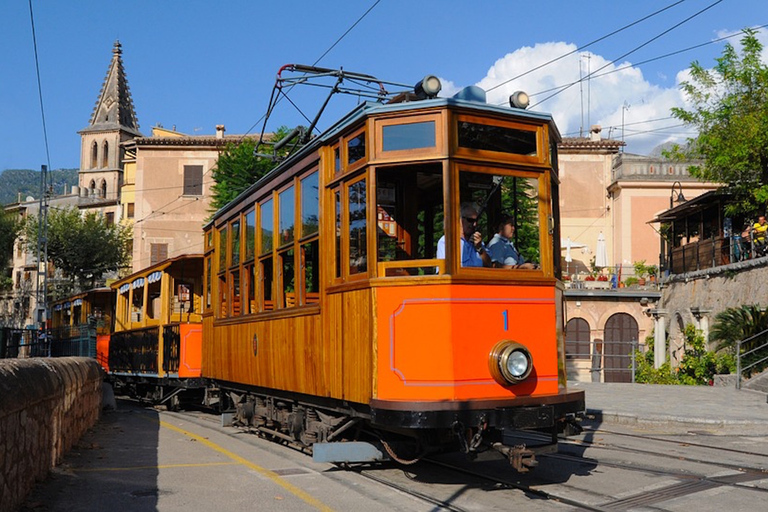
559 137 626 150
131 134 258 146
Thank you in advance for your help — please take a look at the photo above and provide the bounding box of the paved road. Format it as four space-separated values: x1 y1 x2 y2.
20 403 434 512
19 383 768 511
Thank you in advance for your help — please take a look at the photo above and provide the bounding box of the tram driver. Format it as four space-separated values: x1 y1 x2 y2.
436 202 492 267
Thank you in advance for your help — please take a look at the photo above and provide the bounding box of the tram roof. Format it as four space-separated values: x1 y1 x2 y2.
208 95 561 224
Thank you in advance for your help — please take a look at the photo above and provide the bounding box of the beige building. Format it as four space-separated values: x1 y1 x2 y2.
558 126 719 382
125 125 235 272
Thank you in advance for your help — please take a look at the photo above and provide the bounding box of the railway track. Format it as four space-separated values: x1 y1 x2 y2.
349 426 768 512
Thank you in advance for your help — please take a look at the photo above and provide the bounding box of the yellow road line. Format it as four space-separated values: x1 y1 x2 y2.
159 419 336 512
76 462 238 472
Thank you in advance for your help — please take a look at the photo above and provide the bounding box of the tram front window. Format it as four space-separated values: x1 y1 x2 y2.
454 170 541 270
375 163 443 276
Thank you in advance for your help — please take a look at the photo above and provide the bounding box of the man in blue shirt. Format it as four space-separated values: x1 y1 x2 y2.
436 203 491 267
487 214 536 269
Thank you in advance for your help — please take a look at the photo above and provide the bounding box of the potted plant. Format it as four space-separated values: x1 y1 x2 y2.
624 276 639 287
646 264 658 283
633 260 648 286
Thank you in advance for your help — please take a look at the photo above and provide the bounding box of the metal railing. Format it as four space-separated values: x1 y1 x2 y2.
109 326 160 374
162 324 181 374
0 326 96 359
566 339 638 382
736 327 768 389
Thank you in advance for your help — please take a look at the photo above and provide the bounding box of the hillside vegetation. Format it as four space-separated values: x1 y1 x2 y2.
0 168 79 205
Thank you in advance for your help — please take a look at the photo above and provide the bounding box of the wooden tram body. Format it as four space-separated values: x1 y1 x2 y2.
107 255 206 404
50 288 114 364
203 86 584 467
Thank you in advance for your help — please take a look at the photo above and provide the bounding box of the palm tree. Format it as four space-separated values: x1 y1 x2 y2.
710 305 768 376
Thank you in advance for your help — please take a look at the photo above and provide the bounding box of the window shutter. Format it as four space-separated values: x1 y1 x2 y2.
150 243 168 265
183 165 203 195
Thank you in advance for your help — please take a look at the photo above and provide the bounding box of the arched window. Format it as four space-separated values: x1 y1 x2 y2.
89 180 96 194
102 141 109 168
91 142 98 169
603 313 638 383
100 179 107 198
565 318 590 359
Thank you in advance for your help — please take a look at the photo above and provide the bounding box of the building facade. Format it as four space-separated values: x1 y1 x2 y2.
558 126 719 382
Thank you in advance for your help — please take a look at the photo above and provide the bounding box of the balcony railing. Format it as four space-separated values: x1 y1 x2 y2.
109 326 159 374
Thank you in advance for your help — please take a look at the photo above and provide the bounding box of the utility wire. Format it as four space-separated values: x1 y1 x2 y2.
242 0 381 139
485 0 687 94
312 0 381 66
530 0 723 108
28 0 52 170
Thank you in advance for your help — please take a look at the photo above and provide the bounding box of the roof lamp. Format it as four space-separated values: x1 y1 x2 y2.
414 75 442 99
509 91 530 109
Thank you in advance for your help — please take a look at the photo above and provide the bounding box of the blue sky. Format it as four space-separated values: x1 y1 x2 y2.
1 0 766 171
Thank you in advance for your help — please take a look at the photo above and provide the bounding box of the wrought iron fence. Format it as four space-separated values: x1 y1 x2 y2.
736 327 768 389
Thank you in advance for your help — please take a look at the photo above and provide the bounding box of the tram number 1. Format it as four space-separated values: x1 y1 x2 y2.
502 310 508 331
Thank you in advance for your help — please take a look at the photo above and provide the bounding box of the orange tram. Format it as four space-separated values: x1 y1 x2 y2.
202 80 584 470
48 78 584 470
50 255 207 410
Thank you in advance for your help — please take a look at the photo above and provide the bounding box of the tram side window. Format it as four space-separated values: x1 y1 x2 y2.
259 199 274 311
231 219 241 267
333 189 342 279
456 171 541 269
302 240 319 304
230 270 241 316
205 256 212 310
278 186 296 308
376 163 443 276
146 280 161 320
348 178 367 276
245 210 255 261
219 227 227 269
132 285 144 323
218 273 227 317
300 171 319 305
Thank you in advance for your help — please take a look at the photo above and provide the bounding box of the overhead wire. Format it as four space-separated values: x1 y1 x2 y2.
485 0 688 94
529 0 724 108
243 0 382 141
27 0 52 170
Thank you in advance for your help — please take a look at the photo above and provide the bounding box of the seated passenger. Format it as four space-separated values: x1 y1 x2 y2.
487 215 536 269
436 202 491 267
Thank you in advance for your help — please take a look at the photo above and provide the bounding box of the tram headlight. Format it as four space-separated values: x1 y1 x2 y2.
414 75 442 99
509 90 530 109
489 340 533 385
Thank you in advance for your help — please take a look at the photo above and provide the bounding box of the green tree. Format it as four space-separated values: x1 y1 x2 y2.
24 207 131 289
668 29 768 215
0 209 21 289
633 333 679 384
209 127 293 212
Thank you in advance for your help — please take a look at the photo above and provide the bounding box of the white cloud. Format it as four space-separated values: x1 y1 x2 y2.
467 41 696 155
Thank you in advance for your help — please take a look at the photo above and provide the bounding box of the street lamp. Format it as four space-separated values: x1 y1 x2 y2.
670 181 686 209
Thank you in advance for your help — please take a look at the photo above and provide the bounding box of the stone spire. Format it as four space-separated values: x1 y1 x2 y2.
81 40 141 136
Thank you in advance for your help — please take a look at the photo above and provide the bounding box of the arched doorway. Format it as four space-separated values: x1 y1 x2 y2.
603 313 638 383
565 318 590 360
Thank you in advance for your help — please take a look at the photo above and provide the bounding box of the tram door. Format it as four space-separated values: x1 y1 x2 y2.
603 313 638 383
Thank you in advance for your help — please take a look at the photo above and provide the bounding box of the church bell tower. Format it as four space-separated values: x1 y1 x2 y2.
77 41 142 203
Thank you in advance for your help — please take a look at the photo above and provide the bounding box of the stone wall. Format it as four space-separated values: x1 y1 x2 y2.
0 357 102 512
659 259 768 360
